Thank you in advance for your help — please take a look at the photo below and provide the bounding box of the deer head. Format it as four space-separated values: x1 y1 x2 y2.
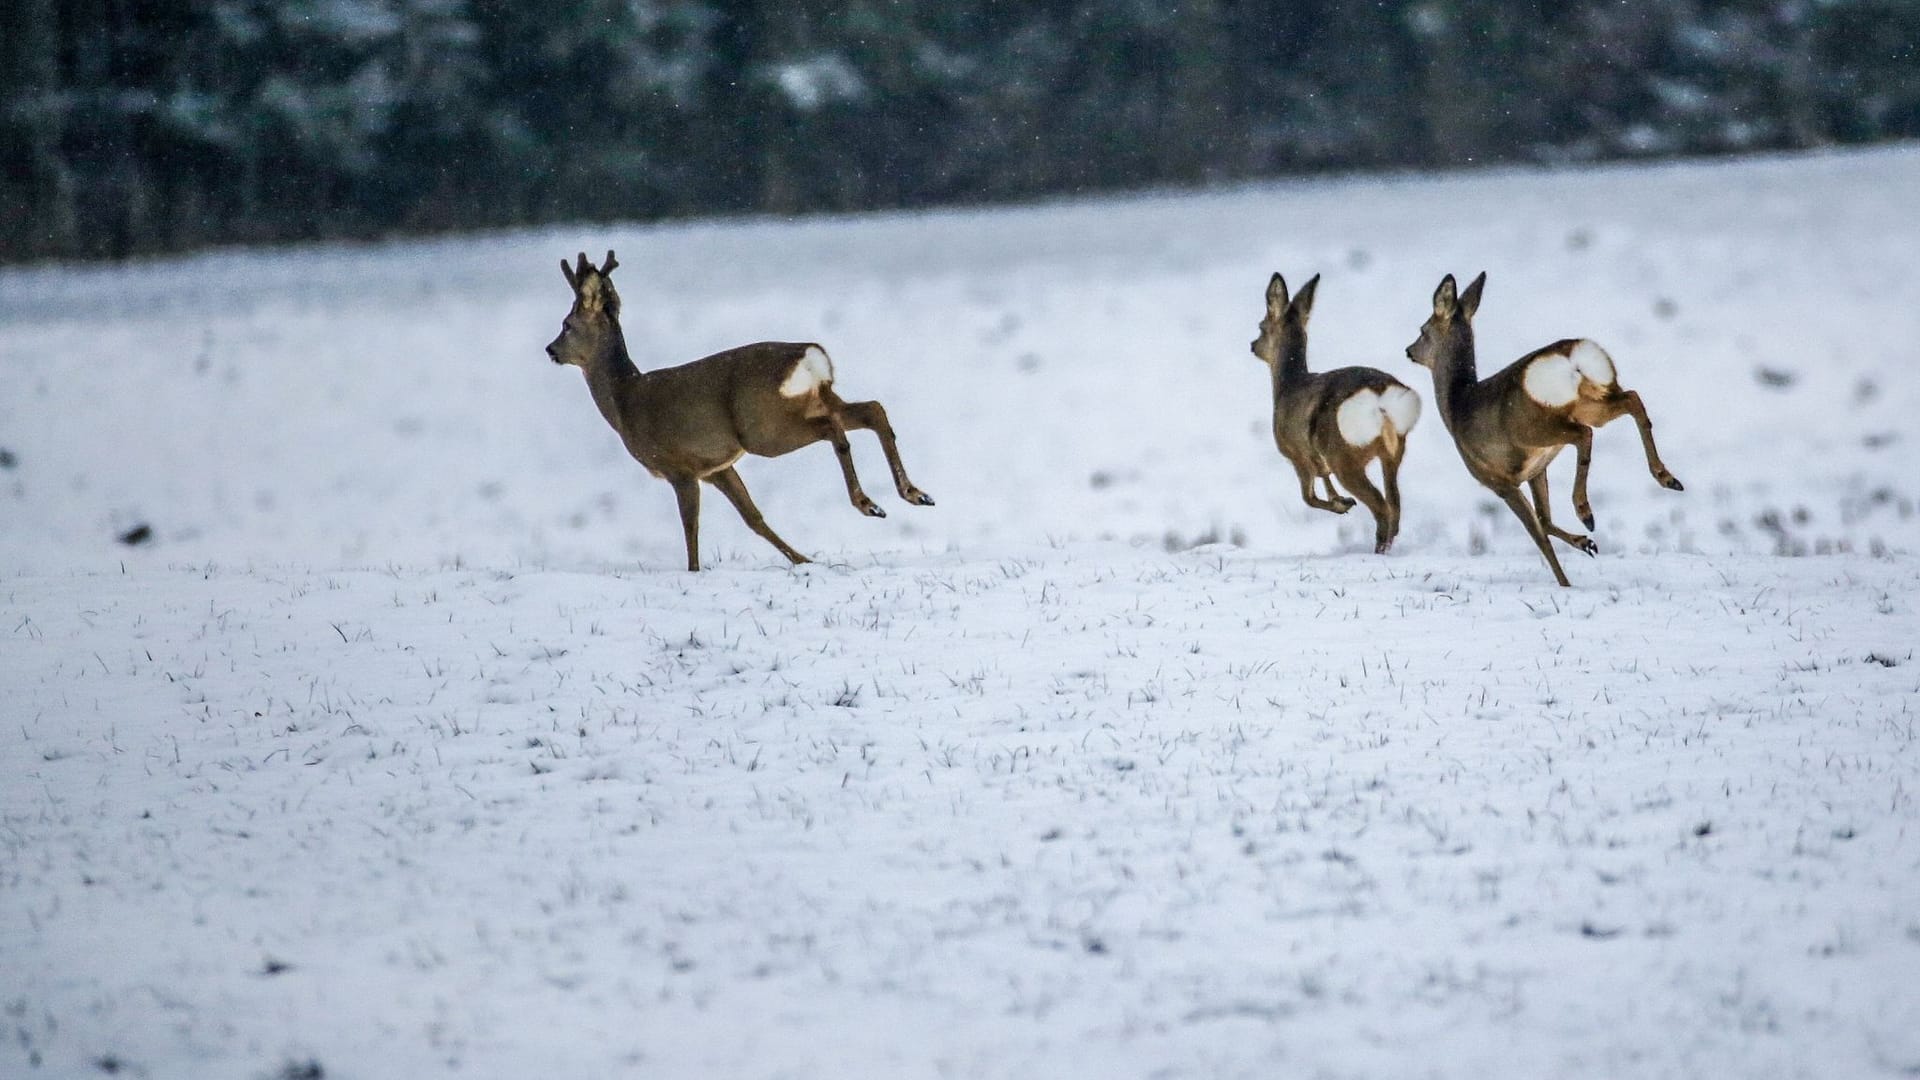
1251 271 1318 366
1406 271 1484 369
547 250 622 367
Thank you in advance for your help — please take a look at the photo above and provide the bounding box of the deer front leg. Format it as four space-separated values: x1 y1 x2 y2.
1621 390 1683 491
1529 471 1597 557
839 400 934 506
1292 461 1350 514
816 416 885 518
1333 459 1394 554
706 467 810 565
669 477 702 571
1495 485 1573 587
1319 474 1357 513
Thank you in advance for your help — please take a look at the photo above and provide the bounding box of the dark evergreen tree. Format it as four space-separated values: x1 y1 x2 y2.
4 0 1919 262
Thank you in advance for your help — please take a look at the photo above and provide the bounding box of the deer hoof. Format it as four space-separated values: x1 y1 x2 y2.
904 489 935 506
858 500 886 518
1658 472 1685 492
1375 539 1393 555
1334 499 1355 514
1578 538 1599 557
1577 506 1596 530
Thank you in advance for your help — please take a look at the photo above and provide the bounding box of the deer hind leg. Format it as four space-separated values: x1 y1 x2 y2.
1332 458 1393 554
811 410 885 518
706 467 810 565
1529 471 1597 557
1582 389 1683 492
1569 425 1596 530
838 400 934 506
1495 484 1572 587
669 477 702 571
1621 389 1684 491
1379 447 1404 545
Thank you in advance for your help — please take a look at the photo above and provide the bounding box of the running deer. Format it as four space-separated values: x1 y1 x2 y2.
1252 272 1423 553
1405 272 1684 587
546 251 934 570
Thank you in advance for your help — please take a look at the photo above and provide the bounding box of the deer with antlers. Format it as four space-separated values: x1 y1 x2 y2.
546 251 934 570
1405 272 1684 586
1252 272 1424 553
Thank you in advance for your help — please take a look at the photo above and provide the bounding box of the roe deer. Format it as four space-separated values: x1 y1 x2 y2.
546 251 934 570
1252 272 1423 553
1405 272 1684 587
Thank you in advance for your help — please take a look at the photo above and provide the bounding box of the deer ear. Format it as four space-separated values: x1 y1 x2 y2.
601 250 619 275
1291 273 1320 321
575 251 592 279
1458 272 1486 320
1432 274 1458 318
560 257 577 289
1266 272 1288 314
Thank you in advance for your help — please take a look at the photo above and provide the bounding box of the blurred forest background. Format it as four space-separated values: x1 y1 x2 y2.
3 0 1918 262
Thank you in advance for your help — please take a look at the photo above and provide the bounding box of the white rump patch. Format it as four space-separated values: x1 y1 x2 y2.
1569 339 1617 386
1336 389 1386 447
1379 384 1422 435
1523 353 1580 407
779 345 835 398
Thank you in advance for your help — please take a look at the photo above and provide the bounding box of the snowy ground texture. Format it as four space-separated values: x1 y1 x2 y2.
4 148 1919 1078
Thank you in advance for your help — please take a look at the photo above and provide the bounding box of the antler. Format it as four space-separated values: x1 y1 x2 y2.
558 248 618 294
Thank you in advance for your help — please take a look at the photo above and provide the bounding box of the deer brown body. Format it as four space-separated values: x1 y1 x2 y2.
546 251 933 570
1253 273 1423 553
1406 272 1684 586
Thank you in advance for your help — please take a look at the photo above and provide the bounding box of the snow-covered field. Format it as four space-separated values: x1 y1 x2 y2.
4 147 1918 1078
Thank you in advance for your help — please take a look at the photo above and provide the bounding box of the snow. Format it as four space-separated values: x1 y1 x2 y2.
4 146 1919 1078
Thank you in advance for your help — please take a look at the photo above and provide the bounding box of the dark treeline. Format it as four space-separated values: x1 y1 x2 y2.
3 0 1918 263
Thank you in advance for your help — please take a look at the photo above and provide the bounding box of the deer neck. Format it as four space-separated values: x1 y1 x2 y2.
1430 333 1480 431
580 323 644 432
1268 329 1311 396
